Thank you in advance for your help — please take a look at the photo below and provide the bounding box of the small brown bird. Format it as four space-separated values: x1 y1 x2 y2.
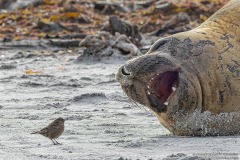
31 118 65 145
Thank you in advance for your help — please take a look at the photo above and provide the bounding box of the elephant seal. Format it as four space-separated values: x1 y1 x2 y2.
116 0 240 136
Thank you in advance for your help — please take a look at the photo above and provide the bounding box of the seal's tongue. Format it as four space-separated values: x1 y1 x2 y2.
147 71 178 110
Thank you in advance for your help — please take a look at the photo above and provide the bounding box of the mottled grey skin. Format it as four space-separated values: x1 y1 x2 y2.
116 0 240 136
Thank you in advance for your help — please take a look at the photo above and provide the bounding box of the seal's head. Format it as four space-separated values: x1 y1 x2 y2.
116 38 202 130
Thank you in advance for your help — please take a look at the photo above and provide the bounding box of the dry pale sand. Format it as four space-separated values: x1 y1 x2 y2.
0 50 240 160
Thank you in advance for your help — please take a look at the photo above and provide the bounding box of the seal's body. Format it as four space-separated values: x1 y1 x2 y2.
116 0 240 136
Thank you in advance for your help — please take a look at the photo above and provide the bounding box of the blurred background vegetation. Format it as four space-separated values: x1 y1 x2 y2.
0 0 230 41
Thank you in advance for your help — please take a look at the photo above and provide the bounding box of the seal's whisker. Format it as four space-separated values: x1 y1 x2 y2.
129 98 150 113
128 97 142 110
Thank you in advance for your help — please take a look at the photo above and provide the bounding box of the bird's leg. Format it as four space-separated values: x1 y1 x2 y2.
51 139 57 145
54 139 60 145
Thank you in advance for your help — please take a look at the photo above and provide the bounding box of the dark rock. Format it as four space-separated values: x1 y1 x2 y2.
0 0 17 9
35 21 65 33
0 64 16 70
49 39 81 48
101 16 142 46
77 31 141 61
0 0 43 10
60 33 87 39
155 2 177 12
94 1 130 13
149 12 192 36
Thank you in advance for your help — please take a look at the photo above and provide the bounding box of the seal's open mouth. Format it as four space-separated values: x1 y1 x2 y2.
146 71 178 112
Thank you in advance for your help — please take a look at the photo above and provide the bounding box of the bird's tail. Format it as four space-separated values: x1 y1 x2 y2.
31 131 39 134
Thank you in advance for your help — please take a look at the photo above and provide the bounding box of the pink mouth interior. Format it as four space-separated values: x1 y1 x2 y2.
148 71 178 104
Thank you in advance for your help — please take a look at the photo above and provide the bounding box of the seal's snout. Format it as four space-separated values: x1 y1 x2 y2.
116 54 181 107
116 65 134 87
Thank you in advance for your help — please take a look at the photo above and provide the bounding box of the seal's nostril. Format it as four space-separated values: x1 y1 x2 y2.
122 66 131 76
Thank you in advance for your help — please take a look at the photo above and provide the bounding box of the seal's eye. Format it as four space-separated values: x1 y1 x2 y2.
147 71 178 112
150 39 169 52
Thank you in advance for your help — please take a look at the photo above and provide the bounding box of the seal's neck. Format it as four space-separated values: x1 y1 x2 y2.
199 0 240 40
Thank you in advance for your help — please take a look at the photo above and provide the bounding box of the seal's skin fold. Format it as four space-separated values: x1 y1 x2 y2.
116 0 240 136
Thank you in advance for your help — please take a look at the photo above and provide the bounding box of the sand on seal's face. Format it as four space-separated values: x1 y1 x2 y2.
116 0 240 136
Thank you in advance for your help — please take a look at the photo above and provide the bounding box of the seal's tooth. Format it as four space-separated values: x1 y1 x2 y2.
147 91 150 95
147 85 150 89
172 87 176 91
164 102 169 105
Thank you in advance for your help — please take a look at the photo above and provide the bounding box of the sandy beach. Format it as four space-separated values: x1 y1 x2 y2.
0 50 240 160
